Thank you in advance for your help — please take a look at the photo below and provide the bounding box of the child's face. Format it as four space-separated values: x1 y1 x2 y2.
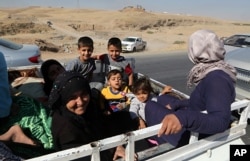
66 90 90 115
107 45 121 60
78 46 93 61
135 90 150 103
108 73 122 90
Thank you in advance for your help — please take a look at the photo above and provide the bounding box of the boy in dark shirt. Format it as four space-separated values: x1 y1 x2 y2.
96 37 134 87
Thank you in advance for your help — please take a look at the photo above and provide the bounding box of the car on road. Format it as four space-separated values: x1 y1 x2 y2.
225 47 250 120
0 38 42 68
122 37 147 52
223 33 250 53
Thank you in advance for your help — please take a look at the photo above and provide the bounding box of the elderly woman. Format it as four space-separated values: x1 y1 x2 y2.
49 71 138 160
145 29 237 147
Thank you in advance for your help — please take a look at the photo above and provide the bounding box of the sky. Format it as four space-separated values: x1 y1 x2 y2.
0 0 249 22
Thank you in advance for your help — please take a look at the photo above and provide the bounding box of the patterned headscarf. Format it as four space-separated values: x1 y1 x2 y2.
48 71 91 110
187 29 237 87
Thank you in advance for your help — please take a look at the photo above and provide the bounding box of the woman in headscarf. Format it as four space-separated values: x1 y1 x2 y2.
41 59 65 96
145 29 237 147
49 71 138 160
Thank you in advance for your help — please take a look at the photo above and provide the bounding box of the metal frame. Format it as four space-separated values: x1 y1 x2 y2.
26 99 249 161
9 61 249 161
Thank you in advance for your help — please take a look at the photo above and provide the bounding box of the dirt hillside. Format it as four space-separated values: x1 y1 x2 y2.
1 6 250 61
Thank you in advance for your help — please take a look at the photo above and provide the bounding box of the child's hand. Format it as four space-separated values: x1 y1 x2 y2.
113 145 125 160
103 110 111 115
165 104 172 110
161 85 172 94
116 103 125 110
113 145 138 161
139 119 146 129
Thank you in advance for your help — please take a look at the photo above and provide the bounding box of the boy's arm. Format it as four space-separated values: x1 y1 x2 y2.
91 54 105 60
128 72 133 86
124 63 133 86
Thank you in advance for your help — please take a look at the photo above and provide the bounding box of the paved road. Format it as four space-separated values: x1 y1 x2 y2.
130 51 250 144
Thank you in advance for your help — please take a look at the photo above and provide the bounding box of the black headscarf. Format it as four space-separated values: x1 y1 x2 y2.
41 59 65 96
49 71 104 143
48 71 91 111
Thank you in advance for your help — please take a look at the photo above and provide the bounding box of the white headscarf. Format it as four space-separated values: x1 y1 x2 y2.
187 29 237 87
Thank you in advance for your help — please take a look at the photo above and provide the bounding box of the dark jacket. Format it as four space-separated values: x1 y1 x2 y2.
145 70 235 147
52 100 138 160
52 101 104 151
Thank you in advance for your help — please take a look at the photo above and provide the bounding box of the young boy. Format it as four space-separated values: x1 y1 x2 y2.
65 36 103 90
101 69 131 113
97 37 134 87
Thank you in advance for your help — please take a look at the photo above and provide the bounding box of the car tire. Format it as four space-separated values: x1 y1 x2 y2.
133 47 136 52
142 46 146 51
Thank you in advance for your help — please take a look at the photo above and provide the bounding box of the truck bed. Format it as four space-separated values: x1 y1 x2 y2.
8 62 250 161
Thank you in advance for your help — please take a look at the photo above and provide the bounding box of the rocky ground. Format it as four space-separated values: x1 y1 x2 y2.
1 6 250 61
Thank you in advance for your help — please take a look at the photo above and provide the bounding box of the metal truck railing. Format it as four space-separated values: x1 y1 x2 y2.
9 61 250 161
26 99 250 161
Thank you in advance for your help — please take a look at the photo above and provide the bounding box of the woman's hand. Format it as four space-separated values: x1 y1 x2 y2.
139 119 146 129
158 114 182 137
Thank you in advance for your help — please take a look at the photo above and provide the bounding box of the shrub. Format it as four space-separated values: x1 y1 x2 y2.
147 31 154 34
173 41 185 44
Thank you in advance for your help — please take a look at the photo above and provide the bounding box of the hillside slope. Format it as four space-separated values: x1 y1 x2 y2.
1 6 250 60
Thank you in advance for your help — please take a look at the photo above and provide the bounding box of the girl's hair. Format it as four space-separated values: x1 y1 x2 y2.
132 76 153 94
107 37 122 50
107 69 123 80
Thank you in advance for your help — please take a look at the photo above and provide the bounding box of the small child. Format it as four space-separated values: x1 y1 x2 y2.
130 76 172 129
97 37 134 87
101 69 131 113
65 36 103 90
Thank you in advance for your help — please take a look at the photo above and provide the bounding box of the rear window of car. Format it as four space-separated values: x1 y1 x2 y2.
224 35 250 46
123 38 136 42
0 38 23 50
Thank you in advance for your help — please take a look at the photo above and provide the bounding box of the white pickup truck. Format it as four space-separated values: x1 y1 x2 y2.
122 37 147 52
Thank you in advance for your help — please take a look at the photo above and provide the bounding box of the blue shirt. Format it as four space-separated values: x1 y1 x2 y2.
175 70 235 134
145 70 235 146
0 52 12 118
